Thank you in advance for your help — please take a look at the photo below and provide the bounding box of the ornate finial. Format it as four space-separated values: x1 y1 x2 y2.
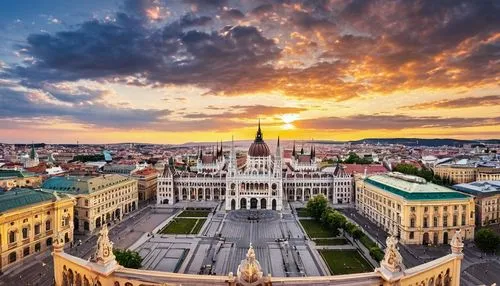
53 231 65 252
381 232 403 273
95 224 116 265
255 119 263 142
277 136 280 147
237 243 263 284
450 230 464 254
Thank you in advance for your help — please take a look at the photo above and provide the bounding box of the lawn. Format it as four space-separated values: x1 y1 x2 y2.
319 250 373 275
313 238 348 245
158 218 207 235
296 208 310 217
177 210 211 217
299 219 335 238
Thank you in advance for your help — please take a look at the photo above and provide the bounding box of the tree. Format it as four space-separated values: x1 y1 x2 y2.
475 228 500 253
306 195 328 221
113 249 143 269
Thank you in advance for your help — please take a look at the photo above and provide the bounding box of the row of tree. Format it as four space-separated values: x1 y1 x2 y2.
305 195 385 261
392 163 450 185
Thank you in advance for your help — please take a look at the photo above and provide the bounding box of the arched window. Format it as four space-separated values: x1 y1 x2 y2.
125 282 133 286
8 230 16 243
22 227 29 239
8 252 16 263
46 220 51 231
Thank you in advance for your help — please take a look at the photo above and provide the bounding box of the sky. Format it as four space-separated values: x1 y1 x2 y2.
0 0 499 144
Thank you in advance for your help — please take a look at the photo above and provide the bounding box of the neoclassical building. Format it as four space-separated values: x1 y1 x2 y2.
156 123 353 210
355 172 475 245
0 188 74 273
52 222 465 286
42 174 139 234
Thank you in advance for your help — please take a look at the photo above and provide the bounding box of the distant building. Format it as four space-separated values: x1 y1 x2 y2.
356 172 475 245
131 168 158 201
0 170 43 190
22 144 40 168
103 163 146 175
0 188 74 272
157 123 354 209
433 165 477 184
453 181 500 226
42 174 138 234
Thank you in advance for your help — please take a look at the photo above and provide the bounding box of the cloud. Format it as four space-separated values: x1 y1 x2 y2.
0 83 171 129
183 104 307 119
220 9 245 20
402 95 500 110
295 114 500 130
3 0 499 104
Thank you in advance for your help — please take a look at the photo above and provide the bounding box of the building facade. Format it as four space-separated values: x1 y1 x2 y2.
42 174 139 234
157 123 354 211
0 188 74 272
453 181 500 226
131 168 158 202
432 165 477 184
52 223 466 286
0 170 43 190
356 172 475 245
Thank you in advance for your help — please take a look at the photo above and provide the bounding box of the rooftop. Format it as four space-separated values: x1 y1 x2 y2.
0 188 69 213
365 172 470 201
453 181 500 197
0 169 37 178
42 174 133 194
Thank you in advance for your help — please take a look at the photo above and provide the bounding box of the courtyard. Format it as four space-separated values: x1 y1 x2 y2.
133 205 375 278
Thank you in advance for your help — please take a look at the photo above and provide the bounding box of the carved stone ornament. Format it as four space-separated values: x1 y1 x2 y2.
95 224 115 264
450 230 464 254
237 243 263 285
381 233 403 273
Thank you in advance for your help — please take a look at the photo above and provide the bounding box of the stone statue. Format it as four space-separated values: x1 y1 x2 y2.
95 224 115 264
381 233 403 272
450 230 464 254
237 243 263 284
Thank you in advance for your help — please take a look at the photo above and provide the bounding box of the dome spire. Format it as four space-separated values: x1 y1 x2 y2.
255 119 263 143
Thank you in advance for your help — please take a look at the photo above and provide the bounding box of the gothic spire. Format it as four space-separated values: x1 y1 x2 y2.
255 119 263 142
292 141 296 157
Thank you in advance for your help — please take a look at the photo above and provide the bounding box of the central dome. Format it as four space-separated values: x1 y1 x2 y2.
248 121 270 157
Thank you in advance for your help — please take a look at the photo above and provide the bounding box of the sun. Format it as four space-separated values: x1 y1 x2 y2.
280 113 299 124
280 114 299 130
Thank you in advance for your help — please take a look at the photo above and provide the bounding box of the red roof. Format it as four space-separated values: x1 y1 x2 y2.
133 168 158 176
343 164 387 175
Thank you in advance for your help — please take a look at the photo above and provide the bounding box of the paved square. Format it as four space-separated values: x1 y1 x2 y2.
135 209 329 277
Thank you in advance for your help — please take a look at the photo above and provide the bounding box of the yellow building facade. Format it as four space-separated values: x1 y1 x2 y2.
0 188 74 273
52 224 465 286
356 173 475 245
0 170 43 191
131 168 158 202
42 174 139 234
432 165 476 184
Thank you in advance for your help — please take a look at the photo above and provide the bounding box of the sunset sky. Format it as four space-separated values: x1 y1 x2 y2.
0 0 499 144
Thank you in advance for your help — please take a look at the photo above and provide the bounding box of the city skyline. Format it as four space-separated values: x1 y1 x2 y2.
0 0 499 144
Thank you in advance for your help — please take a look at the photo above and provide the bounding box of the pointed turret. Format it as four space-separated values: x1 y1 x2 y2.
219 140 223 157
255 119 264 142
300 144 304 155
292 141 296 157
30 143 36 160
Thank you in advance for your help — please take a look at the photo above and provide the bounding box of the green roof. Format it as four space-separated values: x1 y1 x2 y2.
365 174 471 201
0 170 37 178
42 174 132 194
0 188 60 212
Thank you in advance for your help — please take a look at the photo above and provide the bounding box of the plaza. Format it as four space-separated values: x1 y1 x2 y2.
133 207 333 277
